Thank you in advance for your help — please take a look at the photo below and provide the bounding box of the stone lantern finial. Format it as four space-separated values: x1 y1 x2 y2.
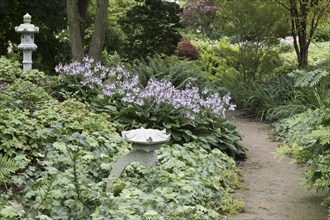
23 13 32 24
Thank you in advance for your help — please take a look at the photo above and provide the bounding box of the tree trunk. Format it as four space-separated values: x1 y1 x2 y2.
88 0 109 61
299 45 308 68
78 0 89 44
67 0 84 61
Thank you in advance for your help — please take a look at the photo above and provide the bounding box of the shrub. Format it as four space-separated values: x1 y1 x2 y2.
18 69 47 85
4 79 54 112
313 17 330 42
196 39 283 82
119 0 182 60
214 66 330 121
177 37 200 60
131 54 205 88
196 38 238 76
0 56 21 83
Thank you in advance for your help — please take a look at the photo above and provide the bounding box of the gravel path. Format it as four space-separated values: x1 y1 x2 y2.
229 117 328 220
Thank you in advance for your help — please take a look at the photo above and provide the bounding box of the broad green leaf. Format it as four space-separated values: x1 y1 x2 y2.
52 142 66 153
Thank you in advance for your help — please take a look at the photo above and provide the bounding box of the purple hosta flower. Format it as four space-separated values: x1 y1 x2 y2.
141 78 173 103
55 57 236 119
200 92 236 116
103 83 116 97
55 57 105 93
202 88 209 95
55 63 62 73
222 93 236 111
180 86 201 114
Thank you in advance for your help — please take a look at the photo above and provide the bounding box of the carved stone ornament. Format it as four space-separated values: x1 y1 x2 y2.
107 128 170 190
15 13 39 71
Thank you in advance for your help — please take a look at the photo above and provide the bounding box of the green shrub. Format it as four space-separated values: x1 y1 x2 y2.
119 0 182 60
313 17 330 42
18 69 47 85
196 38 238 76
0 108 40 157
235 43 283 81
131 54 205 88
215 66 330 122
215 71 306 121
4 79 54 112
196 39 283 82
274 108 330 207
0 56 21 83
0 98 118 169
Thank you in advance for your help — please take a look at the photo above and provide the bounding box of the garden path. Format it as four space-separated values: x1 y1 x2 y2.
229 115 328 220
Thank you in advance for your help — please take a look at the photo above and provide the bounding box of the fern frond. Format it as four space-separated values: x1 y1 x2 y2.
0 154 19 182
288 69 329 87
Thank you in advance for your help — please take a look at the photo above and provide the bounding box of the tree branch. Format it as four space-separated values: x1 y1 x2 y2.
274 0 291 11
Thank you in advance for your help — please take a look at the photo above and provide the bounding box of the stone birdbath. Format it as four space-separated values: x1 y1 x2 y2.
107 128 170 189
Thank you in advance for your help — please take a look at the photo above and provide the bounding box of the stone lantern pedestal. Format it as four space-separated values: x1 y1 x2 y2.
107 128 170 190
15 13 39 71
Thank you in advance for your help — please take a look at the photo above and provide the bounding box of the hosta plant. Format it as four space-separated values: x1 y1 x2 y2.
56 57 246 158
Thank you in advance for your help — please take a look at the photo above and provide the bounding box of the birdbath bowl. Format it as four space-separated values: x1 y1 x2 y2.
107 128 170 190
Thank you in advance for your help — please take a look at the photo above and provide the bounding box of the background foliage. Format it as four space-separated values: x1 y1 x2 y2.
118 0 183 60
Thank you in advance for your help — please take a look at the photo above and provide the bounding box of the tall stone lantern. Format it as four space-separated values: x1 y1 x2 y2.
15 13 39 71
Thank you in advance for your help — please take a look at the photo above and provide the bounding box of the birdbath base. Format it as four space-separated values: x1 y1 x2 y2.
106 150 157 190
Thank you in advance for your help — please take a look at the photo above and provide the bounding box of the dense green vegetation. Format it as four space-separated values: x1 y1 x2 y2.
0 0 329 218
0 56 245 218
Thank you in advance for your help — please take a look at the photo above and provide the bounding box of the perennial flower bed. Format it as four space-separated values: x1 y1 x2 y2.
0 57 246 219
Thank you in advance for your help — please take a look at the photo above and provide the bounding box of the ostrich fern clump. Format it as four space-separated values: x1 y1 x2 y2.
288 69 329 87
0 154 19 182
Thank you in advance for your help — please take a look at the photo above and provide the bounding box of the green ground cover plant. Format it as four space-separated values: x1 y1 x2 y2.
0 56 21 82
274 108 330 208
0 57 245 219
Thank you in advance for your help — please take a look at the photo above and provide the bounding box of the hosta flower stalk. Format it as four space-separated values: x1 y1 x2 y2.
55 56 236 119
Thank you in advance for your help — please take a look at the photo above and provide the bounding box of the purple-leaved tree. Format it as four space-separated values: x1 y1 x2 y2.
181 0 220 37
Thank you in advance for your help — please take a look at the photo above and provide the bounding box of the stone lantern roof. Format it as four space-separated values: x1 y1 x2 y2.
15 13 39 33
